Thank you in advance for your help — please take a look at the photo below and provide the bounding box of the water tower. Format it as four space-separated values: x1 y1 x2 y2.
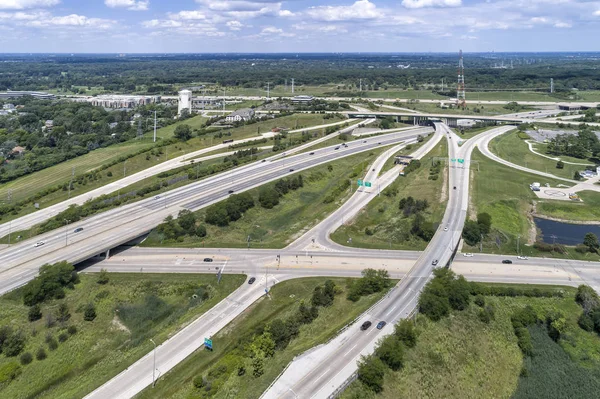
178 89 192 116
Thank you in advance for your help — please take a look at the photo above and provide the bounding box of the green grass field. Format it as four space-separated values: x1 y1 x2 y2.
331 140 447 250
0 114 343 223
342 285 600 399
0 273 245 399
136 277 392 399
489 131 586 179
536 190 600 222
142 150 380 249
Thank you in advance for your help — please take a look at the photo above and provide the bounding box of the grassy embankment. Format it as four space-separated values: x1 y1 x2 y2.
0 114 343 222
341 284 600 399
142 149 383 249
331 140 447 251
0 273 245 399
467 148 600 260
489 131 588 179
136 277 393 399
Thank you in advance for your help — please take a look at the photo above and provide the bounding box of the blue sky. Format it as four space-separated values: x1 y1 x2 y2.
0 0 598 53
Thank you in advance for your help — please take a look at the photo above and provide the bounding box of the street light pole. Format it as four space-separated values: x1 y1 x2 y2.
64 219 70 246
150 338 157 387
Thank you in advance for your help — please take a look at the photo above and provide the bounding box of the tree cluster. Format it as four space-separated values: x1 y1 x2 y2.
22 262 78 306
156 210 208 241
205 192 254 226
546 127 600 159
418 268 471 321
347 269 392 302
258 176 304 209
462 212 492 246
575 285 600 335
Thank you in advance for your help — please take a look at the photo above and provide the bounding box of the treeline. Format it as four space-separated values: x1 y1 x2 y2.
545 126 600 160
258 176 304 209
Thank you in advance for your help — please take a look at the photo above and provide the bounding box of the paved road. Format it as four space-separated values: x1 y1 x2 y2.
0 127 432 295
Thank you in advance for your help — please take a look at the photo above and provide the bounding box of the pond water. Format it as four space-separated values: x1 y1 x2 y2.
534 217 600 245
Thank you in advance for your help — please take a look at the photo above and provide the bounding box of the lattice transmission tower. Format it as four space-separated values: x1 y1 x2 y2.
457 50 466 109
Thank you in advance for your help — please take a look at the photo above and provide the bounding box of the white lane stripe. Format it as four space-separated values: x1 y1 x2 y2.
343 344 357 357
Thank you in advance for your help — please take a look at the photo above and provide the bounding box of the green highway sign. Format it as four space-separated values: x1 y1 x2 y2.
204 338 213 350
458 159 465 164
357 180 363 187
365 182 372 187
451 158 456 162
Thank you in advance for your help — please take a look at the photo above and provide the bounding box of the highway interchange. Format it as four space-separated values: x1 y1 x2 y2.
1 103 599 398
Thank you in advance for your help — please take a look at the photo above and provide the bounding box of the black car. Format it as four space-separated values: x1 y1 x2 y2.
432 259 439 266
228 190 234 194
360 321 372 331
376 321 387 330
289 168 294 172
73 227 84 233
453 186 456 190
203 258 213 262
502 259 513 264
248 277 256 284
335 147 340 150
261 159 266 163
309 152 315 155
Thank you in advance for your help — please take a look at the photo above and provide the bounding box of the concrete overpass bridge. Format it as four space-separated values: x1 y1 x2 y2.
347 111 525 127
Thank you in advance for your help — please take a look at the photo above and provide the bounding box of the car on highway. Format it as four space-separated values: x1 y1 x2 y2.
154 195 160 200
363 140 367 143
309 152 314 155
453 186 456 190
377 142 382 145
502 259 513 264
463 253 474 257
261 159 266 163
360 321 372 331
432 259 439 266
335 147 340 150
203 258 213 262
443 227 449 231
517 256 528 260
73 227 84 233
248 277 256 284
376 321 387 330
228 190 234 194
34 241 45 248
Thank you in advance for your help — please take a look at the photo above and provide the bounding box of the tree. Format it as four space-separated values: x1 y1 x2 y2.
574 170 582 181
28 304 42 322
204 203 229 226
195 225 207 238
3 331 25 357
36 347 47 361
556 160 565 169
476 212 492 235
84 303 97 321
419 290 450 321
583 232 600 253
258 186 280 209
20 352 33 365
96 269 109 285
575 285 600 314
56 303 71 323
462 220 482 246
174 124 191 141
357 355 386 393
177 209 197 234
395 319 417 348
375 336 405 371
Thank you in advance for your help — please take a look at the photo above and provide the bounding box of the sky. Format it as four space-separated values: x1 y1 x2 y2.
0 0 599 53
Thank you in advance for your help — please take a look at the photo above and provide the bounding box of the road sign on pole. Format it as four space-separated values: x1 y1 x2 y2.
365 182 372 187
357 180 363 187
458 159 465 164
204 338 213 351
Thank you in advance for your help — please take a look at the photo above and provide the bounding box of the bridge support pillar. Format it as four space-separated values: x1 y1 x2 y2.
105 248 110 260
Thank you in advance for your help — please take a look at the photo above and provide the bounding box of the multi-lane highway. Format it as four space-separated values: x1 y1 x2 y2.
0 126 433 295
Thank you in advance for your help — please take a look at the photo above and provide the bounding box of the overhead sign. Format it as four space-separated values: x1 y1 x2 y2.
357 180 363 187
204 338 213 350
457 159 465 164
365 182 372 187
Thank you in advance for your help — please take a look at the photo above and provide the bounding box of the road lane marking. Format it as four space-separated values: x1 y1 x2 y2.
385 305 397 317
314 369 330 384
343 344 357 357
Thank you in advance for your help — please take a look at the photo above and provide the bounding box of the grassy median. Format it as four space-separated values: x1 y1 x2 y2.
0 272 245 399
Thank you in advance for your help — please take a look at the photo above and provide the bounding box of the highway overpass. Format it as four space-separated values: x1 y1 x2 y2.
347 111 525 127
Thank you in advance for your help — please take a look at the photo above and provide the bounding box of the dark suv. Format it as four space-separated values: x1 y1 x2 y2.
502 259 513 264
248 277 256 284
360 321 372 331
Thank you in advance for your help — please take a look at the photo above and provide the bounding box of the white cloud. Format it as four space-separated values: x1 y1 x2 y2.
104 0 148 11
28 14 115 28
0 10 44 19
553 21 571 28
0 0 59 9
226 20 245 30
261 26 282 34
402 0 461 9
168 10 206 20
306 0 382 21
594 9 600 16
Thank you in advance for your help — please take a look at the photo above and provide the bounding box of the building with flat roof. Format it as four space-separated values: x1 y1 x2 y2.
291 95 315 104
178 90 192 116
90 95 160 109
0 91 56 100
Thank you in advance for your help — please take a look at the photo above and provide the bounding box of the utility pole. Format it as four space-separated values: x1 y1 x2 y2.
291 78 295 94
266 82 271 99
550 78 554 94
68 167 74 199
8 221 11 246
223 89 226 112
123 160 127 177
517 235 520 255
153 110 157 143
359 78 362 92
480 234 483 252
150 339 157 387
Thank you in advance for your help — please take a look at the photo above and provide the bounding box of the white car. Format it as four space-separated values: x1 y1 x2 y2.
443 227 449 231
517 256 528 260
34 241 45 248
154 195 160 200
463 253 474 257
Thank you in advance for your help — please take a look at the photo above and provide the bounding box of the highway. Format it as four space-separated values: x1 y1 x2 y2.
0 126 433 295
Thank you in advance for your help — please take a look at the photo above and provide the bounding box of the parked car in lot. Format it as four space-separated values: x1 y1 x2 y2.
376 321 387 330
203 258 213 262
248 277 256 284
360 321 372 331
502 259 513 264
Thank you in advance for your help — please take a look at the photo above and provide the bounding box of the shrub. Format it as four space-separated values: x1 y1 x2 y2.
56 303 71 323
28 304 42 322
193 375 206 389
22 262 78 306
357 355 386 393
578 313 594 332
196 225 207 238
0 362 21 385
67 325 77 335
58 332 69 343
515 327 533 356
3 331 25 357
395 319 417 348
474 295 485 307
84 303 97 321
375 336 405 371
35 347 47 361
96 269 109 285
19 352 33 365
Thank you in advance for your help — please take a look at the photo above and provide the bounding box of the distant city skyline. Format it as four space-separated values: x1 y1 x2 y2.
0 0 598 53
